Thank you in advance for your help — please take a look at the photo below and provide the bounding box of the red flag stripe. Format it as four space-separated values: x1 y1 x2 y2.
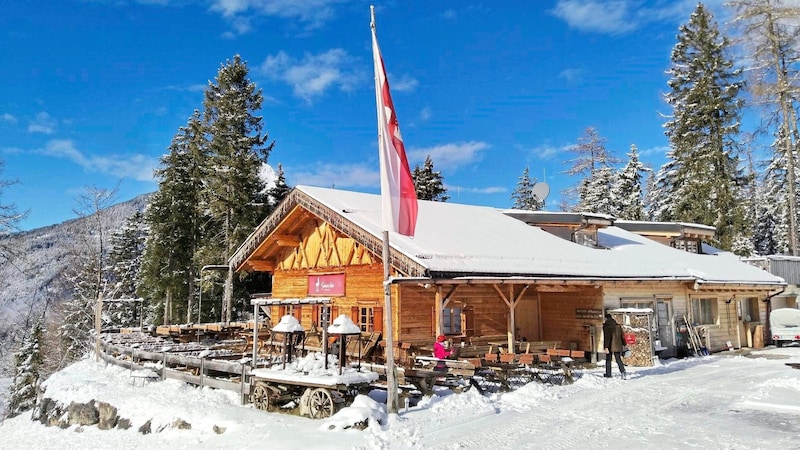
372 23 418 237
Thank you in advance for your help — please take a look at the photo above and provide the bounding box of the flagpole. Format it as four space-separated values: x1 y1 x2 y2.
372 5 399 415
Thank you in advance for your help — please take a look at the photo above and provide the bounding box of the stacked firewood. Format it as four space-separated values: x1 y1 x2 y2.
611 312 654 367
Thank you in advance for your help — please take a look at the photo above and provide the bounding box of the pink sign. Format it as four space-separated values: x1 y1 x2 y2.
308 273 345 296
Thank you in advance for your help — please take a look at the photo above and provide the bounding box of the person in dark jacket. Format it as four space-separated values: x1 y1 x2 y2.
603 314 627 379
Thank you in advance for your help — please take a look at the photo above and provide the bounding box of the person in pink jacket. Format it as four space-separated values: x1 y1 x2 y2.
433 335 452 359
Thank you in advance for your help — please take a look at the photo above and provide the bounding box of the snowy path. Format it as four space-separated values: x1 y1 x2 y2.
2 348 800 449
386 351 800 449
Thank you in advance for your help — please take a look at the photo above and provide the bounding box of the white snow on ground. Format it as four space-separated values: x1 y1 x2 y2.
2 347 800 449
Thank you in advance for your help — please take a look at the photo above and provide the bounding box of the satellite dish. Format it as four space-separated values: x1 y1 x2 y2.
531 182 550 201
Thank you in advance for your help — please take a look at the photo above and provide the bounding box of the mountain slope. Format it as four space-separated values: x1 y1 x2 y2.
0 193 150 375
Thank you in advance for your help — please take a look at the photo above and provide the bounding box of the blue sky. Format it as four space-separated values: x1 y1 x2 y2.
1 0 730 231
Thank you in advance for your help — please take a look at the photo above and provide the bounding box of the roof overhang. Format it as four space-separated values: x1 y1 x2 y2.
502 210 615 228
615 220 716 239
250 297 332 306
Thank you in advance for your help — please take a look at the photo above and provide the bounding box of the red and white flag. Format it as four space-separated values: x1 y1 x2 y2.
372 18 418 237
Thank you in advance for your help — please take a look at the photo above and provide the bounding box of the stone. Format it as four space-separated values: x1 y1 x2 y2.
138 419 152 435
68 400 99 426
213 425 226 434
117 418 132 430
172 419 192 430
96 402 118 430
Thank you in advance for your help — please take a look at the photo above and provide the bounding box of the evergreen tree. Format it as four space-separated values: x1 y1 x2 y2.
140 111 206 325
511 167 544 210
266 163 292 211
565 127 619 213
663 3 746 250
646 160 677 221
581 165 616 215
5 320 44 418
412 155 449 202
612 145 648 220
201 55 273 321
107 210 146 328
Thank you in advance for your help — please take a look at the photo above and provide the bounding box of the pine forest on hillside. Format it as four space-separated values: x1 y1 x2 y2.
4 1 800 418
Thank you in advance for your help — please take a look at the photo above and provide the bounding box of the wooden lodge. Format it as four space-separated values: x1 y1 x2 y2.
228 186 786 366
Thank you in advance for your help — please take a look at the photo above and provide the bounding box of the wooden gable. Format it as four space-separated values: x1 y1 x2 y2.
232 189 426 277
237 205 376 273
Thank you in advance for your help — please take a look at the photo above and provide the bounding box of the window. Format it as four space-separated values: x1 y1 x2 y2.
442 307 462 335
574 229 597 247
742 297 759 323
316 305 331 328
691 298 717 325
351 305 383 333
673 239 700 254
359 307 375 332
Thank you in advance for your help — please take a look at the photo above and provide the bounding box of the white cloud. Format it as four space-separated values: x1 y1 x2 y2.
260 49 360 102
419 107 432 122
1 113 17 124
558 68 584 84
37 139 157 181
550 0 707 35
407 141 489 172
390 74 418 93
28 112 57 134
639 145 669 158
442 9 458 20
451 185 507 195
528 143 568 161
290 162 379 188
209 0 341 32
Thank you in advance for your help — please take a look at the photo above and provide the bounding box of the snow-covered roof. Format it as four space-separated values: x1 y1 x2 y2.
255 186 784 287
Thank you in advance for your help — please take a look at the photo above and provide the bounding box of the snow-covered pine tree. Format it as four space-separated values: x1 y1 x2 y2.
5 320 44 418
201 55 273 321
565 127 619 214
663 3 746 251
107 210 146 328
266 163 292 211
581 165 616 215
760 146 794 254
140 111 206 325
645 160 677 221
412 155 449 202
511 166 544 210
612 145 648 220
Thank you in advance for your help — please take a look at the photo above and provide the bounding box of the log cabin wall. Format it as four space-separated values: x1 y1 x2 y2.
688 290 768 352
449 285 511 337
603 282 685 356
395 284 519 342
538 286 602 351
269 263 385 330
395 285 436 340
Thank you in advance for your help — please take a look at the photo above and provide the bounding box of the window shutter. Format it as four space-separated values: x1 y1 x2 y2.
331 306 339 321
351 306 360 326
373 307 384 334
278 305 286 318
293 305 302 322
311 305 319 328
